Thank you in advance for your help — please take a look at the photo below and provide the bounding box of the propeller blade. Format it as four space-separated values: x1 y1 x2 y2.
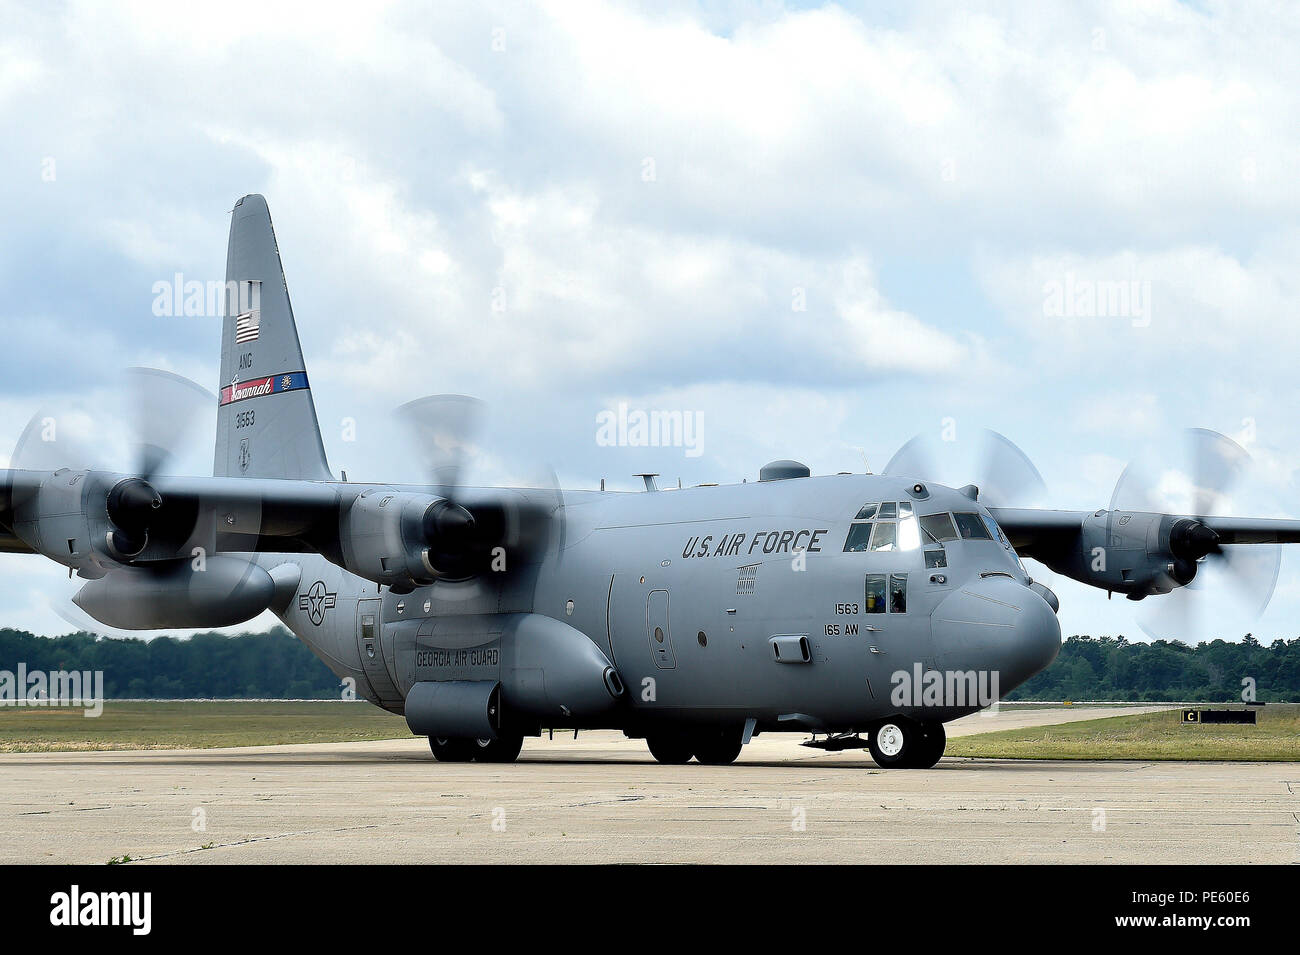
125 367 214 480
1186 427 1248 520
883 428 1045 507
1116 428 1284 640
395 394 566 577
882 433 939 485
973 430 1047 507
394 394 485 497
9 405 102 472
1213 544 1282 619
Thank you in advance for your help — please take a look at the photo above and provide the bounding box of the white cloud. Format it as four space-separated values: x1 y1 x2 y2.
4 0 1300 642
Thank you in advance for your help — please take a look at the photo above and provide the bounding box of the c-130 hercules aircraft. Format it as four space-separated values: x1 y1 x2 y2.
3 195 1297 768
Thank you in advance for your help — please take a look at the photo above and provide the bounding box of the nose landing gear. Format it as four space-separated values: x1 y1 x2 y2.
867 718 946 768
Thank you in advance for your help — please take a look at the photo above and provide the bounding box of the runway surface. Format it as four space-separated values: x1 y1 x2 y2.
2 705 1297 864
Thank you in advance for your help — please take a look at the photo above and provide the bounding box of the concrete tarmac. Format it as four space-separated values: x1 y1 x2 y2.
1 705 1296 864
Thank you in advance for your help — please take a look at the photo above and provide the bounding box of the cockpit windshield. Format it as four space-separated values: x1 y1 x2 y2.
952 512 992 540
845 503 1004 553
842 501 920 552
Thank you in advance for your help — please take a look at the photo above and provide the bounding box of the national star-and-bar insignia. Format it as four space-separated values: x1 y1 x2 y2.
297 580 337 626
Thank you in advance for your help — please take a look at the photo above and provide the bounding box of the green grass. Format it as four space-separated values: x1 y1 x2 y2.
0 701 412 752
948 704 1300 761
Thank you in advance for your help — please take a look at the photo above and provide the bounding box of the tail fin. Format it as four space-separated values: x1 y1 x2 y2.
214 195 332 481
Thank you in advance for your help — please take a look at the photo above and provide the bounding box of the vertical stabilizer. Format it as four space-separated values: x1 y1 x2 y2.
215 195 332 481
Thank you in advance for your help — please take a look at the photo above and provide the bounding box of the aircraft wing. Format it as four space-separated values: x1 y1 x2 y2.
990 506 1300 550
0 467 560 589
987 507 1089 557
1197 517 1300 544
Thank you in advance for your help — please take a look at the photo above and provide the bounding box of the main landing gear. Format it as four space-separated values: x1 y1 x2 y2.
645 726 745 765
866 718 945 769
429 734 524 763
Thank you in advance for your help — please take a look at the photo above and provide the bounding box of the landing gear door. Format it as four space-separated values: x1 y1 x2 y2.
647 589 675 669
356 597 400 702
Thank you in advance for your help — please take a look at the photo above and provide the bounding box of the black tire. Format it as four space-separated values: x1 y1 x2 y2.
691 728 744 765
473 735 524 763
908 722 946 769
646 732 694 764
429 737 477 762
867 718 919 768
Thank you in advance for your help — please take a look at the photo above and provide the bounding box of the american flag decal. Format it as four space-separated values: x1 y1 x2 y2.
234 309 260 344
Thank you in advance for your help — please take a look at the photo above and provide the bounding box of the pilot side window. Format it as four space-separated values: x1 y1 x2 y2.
890 573 908 613
983 514 1010 547
953 512 993 540
865 573 887 613
854 503 879 521
843 523 873 552
919 512 958 543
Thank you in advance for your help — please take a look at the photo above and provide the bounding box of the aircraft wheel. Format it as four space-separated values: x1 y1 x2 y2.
908 722 946 769
429 737 477 762
867 718 919 768
473 735 524 763
691 728 744 765
645 733 694 764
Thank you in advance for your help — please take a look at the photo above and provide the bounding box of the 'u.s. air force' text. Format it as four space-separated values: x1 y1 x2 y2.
681 529 829 559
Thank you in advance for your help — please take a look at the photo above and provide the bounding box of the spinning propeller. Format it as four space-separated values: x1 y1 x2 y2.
11 367 215 562
394 394 566 580
882 427 1048 507
7 368 280 634
1107 428 1282 641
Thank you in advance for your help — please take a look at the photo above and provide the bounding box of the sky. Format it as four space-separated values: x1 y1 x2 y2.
2 0 1300 642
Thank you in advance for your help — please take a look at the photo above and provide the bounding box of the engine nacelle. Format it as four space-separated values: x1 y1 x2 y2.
9 470 114 576
337 488 475 591
6 470 191 576
1039 510 1213 598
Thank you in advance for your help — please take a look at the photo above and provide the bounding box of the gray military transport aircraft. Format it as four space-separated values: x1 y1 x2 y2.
3 195 1297 768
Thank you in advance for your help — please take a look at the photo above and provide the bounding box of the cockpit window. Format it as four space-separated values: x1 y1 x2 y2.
983 514 1009 547
844 502 919 553
919 513 958 542
953 512 992 540
869 522 897 552
865 574 887 612
890 573 908 613
843 523 873 552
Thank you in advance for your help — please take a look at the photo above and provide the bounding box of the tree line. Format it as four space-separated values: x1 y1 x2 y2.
1009 634 1300 702
1 628 1298 701
0 627 343 699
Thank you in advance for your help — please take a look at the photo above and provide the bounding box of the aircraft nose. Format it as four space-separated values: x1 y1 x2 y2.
931 576 1061 695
